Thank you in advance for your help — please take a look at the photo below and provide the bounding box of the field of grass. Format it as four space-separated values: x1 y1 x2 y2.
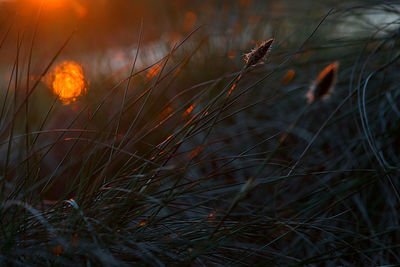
0 0 400 265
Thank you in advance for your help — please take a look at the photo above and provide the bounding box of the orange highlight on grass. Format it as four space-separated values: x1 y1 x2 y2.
48 61 86 104
188 145 205 159
282 69 295 84
307 62 339 103
207 211 217 223
183 103 197 118
157 106 174 121
146 63 162 79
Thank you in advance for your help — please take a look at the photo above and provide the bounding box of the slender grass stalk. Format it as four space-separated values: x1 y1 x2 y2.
3 33 23 197
24 0 44 200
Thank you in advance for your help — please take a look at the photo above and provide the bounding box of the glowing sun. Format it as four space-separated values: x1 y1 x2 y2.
48 61 86 104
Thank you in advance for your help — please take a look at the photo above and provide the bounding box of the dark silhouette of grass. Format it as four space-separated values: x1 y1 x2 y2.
1 1 400 266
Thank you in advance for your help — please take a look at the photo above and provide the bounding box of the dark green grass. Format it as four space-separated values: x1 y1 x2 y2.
1 1 400 266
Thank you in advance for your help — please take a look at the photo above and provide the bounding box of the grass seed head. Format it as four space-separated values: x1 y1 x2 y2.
307 61 339 103
244 38 274 68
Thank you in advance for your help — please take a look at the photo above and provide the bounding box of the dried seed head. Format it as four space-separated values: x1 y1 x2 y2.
244 39 274 68
307 61 339 103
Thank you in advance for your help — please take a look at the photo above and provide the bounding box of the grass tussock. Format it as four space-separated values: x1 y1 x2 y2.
0 1 400 266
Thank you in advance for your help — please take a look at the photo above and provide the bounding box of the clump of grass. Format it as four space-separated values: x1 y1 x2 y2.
1 1 400 266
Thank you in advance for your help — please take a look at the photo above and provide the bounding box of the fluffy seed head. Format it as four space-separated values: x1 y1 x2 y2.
244 39 274 68
307 61 339 103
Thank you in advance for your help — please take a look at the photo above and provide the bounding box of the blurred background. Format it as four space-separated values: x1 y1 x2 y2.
0 0 396 79
1 0 396 110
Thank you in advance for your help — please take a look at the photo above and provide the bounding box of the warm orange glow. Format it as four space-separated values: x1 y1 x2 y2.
188 145 205 159
207 211 217 223
282 69 295 84
72 1 87 18
159 134 174 146
146 63 162 79
28 0 64 9
183 103 196 118
315 62 339 84
239 0 253 7
227 50 236 59
26 0 88 18
185 105 194 114
183 12 197 32
48 61 86 104
228 74 242 96
307 62 339 103
157 106 173 121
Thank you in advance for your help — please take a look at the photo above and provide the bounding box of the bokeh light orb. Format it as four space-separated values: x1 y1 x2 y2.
48 61 86 104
